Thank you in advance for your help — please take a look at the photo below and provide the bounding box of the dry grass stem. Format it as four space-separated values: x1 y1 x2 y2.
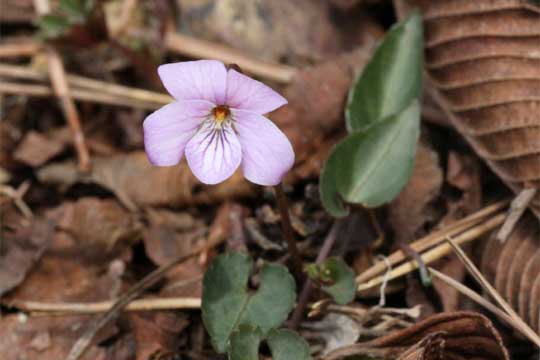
446 237 540 346
429 268 515 328
356 200 508 284
10 297 202 315
357 213 506 292
0 63 171 108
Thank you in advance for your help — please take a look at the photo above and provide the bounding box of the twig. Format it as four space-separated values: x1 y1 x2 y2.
66 227 228 360
0 181 33 219
0 63 172 106
0 81 162 110
356 200 508 283
164 30 297 83
357 213 505 292
10 297 201 314
497 188 537 242
274 183 303 279
32 0 91 172
45 47 91 172
289 221 341 330
446 237 540 346
0 40 42 58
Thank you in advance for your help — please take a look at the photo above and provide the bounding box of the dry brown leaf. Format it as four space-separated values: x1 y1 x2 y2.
0 315 106 360
37 152 254 209
4 254 124 303
275 48 373 181
431 255 467 312
0 120 19 170
13 131 66 167
408 0 540 211
388 139 443 243
479 213 540 332
396 332 445 360
0 207 53 296
128 311 189 360
326 311 510 360
445 151 483 216
45 197 141 262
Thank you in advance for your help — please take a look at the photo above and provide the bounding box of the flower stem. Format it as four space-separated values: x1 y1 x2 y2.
273 183 303 279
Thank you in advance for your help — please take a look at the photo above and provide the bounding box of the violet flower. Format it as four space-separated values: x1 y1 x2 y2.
143 60 294 185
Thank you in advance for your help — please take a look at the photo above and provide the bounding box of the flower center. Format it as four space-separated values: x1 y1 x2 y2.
212 105 230 125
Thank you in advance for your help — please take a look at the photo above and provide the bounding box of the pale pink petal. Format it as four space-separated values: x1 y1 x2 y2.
158 60 227 104
185 121 242 185
143 100 213 166
226 69 287 114
233 110 294 186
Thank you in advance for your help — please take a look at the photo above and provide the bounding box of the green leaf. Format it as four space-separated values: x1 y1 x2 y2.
336 100 421 208
239 263 296 336
229 324 262 360
202 251 296 354
319 258 356 305
37 15 72 39
202 252 252 353
267 329 311 360
346 11 423 132
59 0 93 22
320 149 349 217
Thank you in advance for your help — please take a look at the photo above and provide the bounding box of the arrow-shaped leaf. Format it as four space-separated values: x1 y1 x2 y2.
346 11 423 132
336 101 420 208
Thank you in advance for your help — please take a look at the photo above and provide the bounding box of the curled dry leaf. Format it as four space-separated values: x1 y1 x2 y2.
479 213 540 332
410 0 540 211
326 311 510 360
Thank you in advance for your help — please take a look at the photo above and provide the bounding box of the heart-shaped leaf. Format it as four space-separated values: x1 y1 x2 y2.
319 258 356 305
202 251 296 353
229 324 262 360
346 11 423 132
267 329 312 360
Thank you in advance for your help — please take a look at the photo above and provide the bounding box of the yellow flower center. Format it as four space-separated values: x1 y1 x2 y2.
212 105 230 125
